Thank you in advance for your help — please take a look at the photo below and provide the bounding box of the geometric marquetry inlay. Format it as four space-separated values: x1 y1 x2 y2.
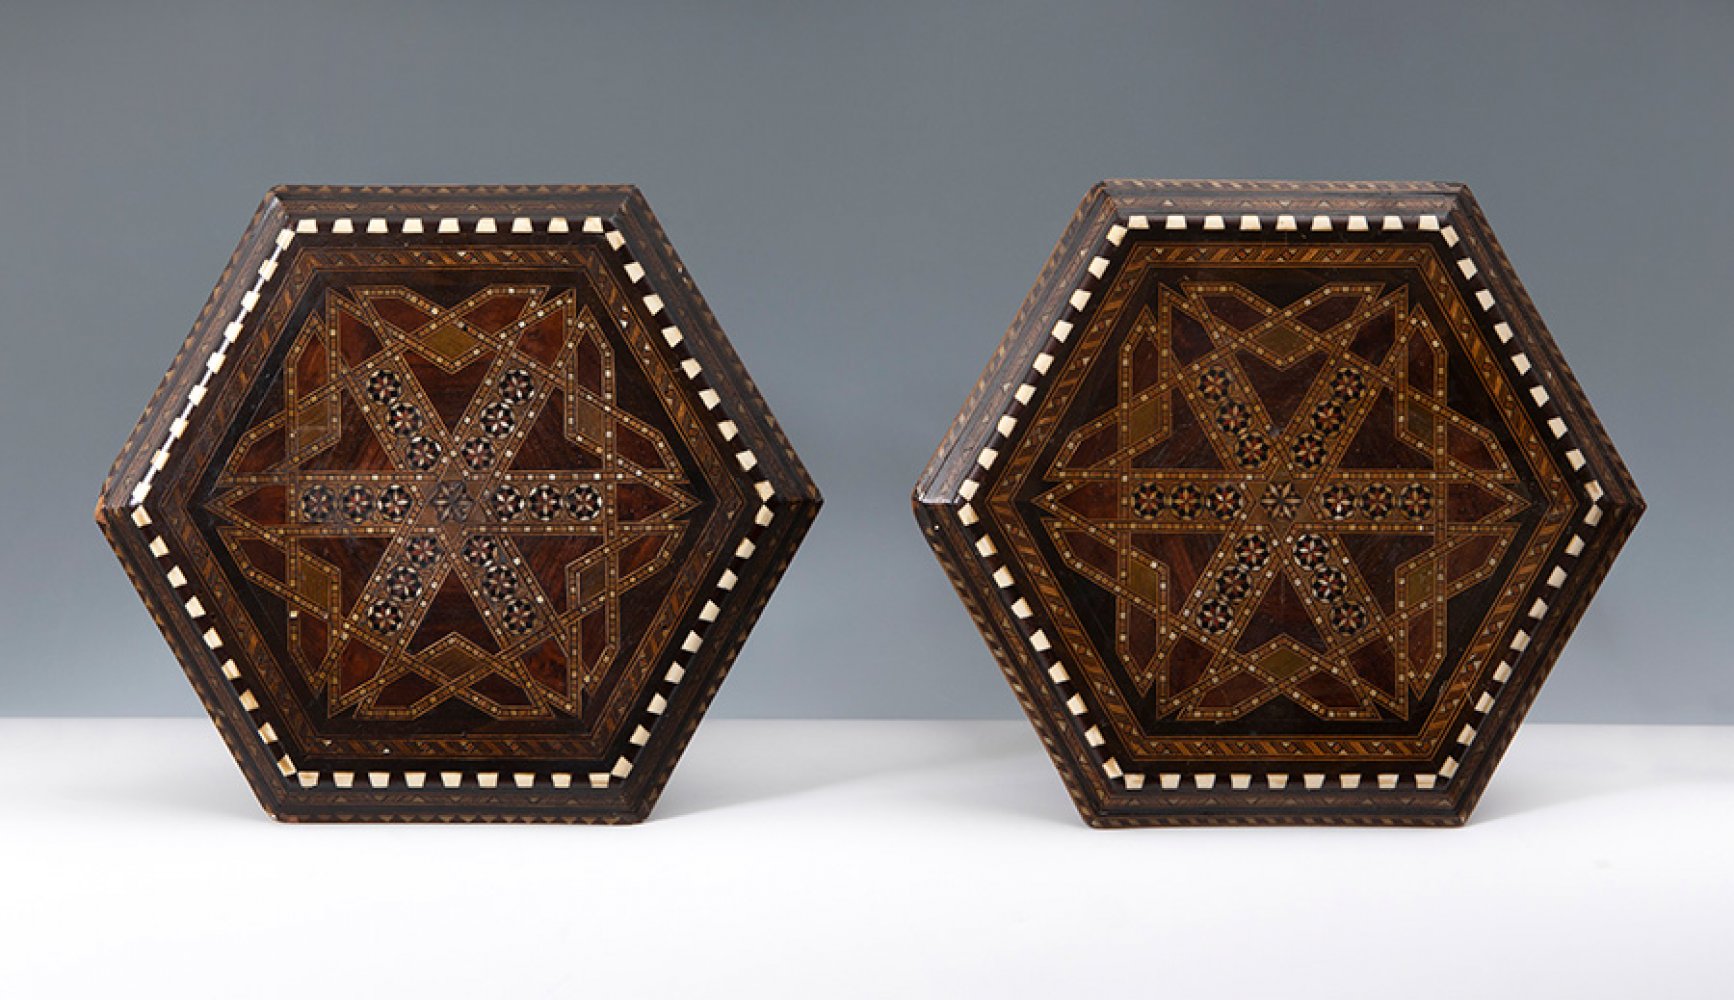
917 181 1642 826
99 186 820 822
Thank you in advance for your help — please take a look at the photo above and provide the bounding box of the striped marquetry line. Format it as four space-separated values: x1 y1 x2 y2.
952 219 1150 791
133 502 294 780
129 227 293 507
1427 208 1608 786
1125 211 1439 234
121 224 299 775
948 207 1606 794
1148 210 1457 234
583 213 783 789
134 211 779 792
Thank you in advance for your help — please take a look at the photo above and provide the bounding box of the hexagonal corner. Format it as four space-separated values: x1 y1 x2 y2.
915 180 1642 826
98 185 820 822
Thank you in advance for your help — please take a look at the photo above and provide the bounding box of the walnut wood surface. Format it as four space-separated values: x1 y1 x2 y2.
98 186 820 822
916 181 1642 826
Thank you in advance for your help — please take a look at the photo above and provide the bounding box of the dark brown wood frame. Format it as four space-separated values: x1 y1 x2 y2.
98 186 820 822
915 180 1642 826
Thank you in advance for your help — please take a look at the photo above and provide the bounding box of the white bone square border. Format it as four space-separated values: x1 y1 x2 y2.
950 208 1609 795
126 212 778 794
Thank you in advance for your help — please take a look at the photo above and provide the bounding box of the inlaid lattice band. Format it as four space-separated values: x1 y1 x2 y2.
917 182 1640 825
100 187 819 822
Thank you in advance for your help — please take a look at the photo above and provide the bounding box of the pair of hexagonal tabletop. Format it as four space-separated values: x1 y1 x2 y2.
98 182 1639 825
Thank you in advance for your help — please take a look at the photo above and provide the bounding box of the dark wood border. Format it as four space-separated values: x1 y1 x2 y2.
914 180 1643 826
97 186 820 823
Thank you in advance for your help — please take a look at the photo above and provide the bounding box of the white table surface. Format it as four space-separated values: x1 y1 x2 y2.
0 719 1729 998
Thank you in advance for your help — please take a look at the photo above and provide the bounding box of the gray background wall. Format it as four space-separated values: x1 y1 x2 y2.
1 1 1728 721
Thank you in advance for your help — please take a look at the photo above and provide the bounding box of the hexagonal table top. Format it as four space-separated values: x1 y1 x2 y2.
916 181 1642 826
99 186 820 822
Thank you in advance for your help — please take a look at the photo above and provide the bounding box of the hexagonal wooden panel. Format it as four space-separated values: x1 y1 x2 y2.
915 181 1641 826
98 186 820 822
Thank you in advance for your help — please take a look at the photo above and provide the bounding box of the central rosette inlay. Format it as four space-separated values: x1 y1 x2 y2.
209 284 699 721
1037 280 1528 723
